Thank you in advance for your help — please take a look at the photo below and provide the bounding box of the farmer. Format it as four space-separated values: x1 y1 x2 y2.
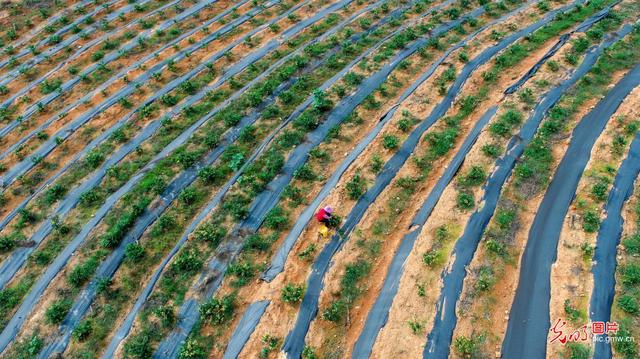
316 205 334 224
316 206 334 238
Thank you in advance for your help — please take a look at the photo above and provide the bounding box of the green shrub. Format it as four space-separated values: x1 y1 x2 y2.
566 343 590 359
623 233 640 255
311 89 333 112
245 233 271 252
13 334 43 356
382 134 399 149
344 72 364 87
73 319 93 342
322 300 347 322
259 334 281 359
294 164 317 181
302 346 318 359
617 295 639 314
68 256 99 287
621 263 640 286
176 149 199 169
282 185 304 207
309 148 330 163
454 335 479 356
226 260 257 286
171 249 203 274
582 210 600 233
0 235 16 252
179 187 199 205
123 329 156 358
346 171 366 200
613 324 638 357
456 192 475 210
264 206 289 230
281 283 305 304
40 78 62 94
199 294 235 325
475 266 495 292
369 154 384 173
547 60 560 72
612 134 628 157
154 305 175 328
519 88 535 105
564 299 582 322
100 198 150 248
198 166 227 185
486 239 507 257
152 214 176 236
96 277 112 295
408 320 424 335
591 181 609 201
161 94 179 107
580 242 594 260
426 127 457 157
194 223 227 246
496 210 516 229
79 189 101 206
423 249 443 267
293 112 318 131
92 50 105 62
45 299 72 324
124 243 145 262
179 338 206 359
490 110 523 137
397 118 412 132
85 150 104 168
239 125 257 144
341 260 371 303
44 183 66 204
459 166 487 187
297 244 316 261
565 52 578 65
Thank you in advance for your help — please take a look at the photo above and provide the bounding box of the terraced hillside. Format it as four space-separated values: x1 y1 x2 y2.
0 0 639 357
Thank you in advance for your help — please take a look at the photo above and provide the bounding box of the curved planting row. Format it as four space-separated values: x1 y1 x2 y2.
445 8 640 356
589 110 640 359
607 135 640 358
350 14 571 351
503 59 640 358
425 21 631 358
